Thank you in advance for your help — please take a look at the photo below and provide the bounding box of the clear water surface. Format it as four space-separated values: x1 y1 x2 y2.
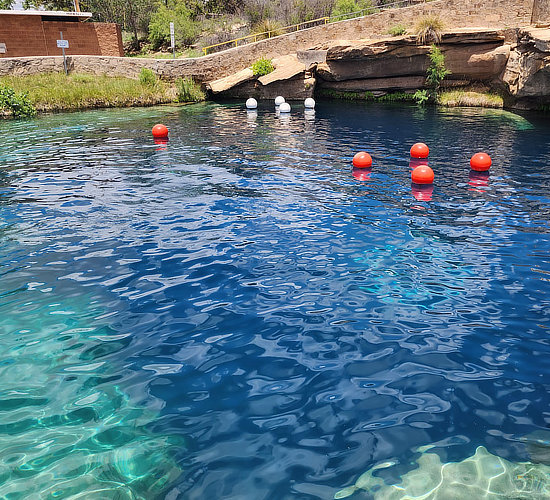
0 101 549 499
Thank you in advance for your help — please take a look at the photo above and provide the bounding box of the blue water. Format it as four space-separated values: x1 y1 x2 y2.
0 102 549 499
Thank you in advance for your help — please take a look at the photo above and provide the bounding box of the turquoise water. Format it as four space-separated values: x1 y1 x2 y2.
0 102 550 499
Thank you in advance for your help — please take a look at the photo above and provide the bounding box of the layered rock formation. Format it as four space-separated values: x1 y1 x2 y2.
208 54 314 99
503 28 550 108
208 28 550 110
312 30 512 95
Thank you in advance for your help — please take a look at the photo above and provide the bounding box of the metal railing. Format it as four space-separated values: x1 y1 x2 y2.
202 0 424 56
202 17 329 56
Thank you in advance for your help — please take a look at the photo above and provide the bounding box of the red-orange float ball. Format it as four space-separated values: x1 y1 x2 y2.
470 152 492 172
152 123 169 139
352 152 373 168
410 142 429 159
411 165 434 185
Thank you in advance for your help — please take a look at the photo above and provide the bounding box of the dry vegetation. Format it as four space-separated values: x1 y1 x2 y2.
439 89 504 108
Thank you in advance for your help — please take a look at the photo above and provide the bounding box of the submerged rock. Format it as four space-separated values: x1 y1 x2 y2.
335 445 550 499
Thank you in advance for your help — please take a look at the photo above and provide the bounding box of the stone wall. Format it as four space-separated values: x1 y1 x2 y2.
0 0 535 80
532 0 550 26
0 14 123 58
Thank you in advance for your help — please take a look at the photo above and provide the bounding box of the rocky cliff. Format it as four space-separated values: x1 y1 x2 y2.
208 28 550 110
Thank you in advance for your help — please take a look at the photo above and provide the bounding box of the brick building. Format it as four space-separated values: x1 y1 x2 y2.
0 10 123 58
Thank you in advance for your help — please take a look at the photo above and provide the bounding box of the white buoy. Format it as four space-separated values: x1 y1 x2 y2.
274 96 285 106
246 98 258 109
304 97 316 109
279 102 291 113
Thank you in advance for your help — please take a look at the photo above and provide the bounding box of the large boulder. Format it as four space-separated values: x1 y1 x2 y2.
443 44 510 80
502 28 550 106
208 53 313 99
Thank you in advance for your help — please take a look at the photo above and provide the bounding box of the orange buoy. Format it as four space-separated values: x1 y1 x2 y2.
352 152 373 169
152 124 169 139
411 165 434 185
410 142 429 159
470 152 491 171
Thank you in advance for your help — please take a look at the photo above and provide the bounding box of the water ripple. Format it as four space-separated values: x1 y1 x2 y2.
0 103 549 498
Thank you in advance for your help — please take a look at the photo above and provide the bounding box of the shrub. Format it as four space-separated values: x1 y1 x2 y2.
149 5 200 50
244 1 273 26
387 23 407 36
252 19 284 39
252 57 275 76
0 84 36 118
331 0 376 21
413 89 429 105
426 44 450 92
176 77 206 102
414 15 444 44
288 0 316 25
139 68 157 86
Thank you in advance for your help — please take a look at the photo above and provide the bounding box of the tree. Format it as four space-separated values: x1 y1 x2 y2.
0 0 15 8
149 1 200 50
23 0 73 9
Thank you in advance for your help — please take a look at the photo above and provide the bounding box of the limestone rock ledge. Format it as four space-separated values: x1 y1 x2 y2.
206 28 550 109
207 54 314 100
316 28 550 109
502 28 550 107
317 30 509 84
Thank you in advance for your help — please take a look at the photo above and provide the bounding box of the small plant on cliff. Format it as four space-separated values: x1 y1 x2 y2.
0 84 36 118
426 44 450 93
176 77 206 102
414 15 445 45
413 89 429 105
139 68 157 87
252 58 275 77
387 23 408 36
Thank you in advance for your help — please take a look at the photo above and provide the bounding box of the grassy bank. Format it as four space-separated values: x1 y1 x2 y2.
438 90 504 108
317 89 419 103
318 87 505 109
0 73 180 115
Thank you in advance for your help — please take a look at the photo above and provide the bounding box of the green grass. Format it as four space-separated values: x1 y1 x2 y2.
439 90 504 108
125 48 202 59
387 23 408 36
0 72 178 113
319 88 505 109
176 77 206 102
318 89 418 102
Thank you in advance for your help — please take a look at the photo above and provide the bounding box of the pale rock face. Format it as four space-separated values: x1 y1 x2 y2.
502 28 550 101
317 31 511 83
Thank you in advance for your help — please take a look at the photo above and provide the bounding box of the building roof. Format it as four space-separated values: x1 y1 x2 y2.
0 9 92 19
